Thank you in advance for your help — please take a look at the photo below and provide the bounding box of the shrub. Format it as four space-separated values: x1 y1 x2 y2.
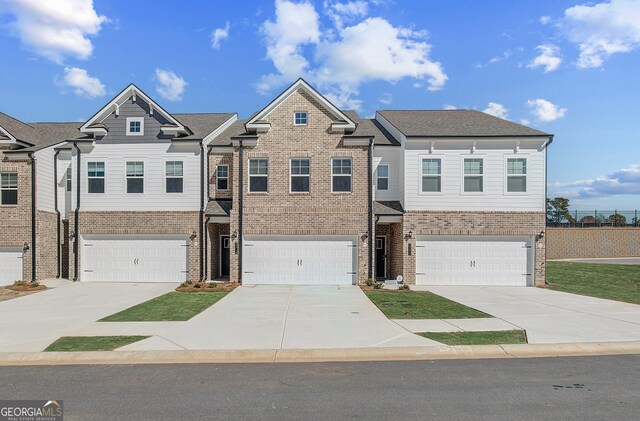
193 282 201 288
366 278 374 287
373 282 382 289
399 284 410 290
13 281 25 287
207 282 217 288
29 281 40 288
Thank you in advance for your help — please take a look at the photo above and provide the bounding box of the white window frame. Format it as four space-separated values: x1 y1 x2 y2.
377 164 389 191
290 158 310 193
216 164 229 191
165 160 184 194
420 157 443 194
331 158 352 193
0 172 18 205
294 111 308 126
126 117 144 136
461 156 484 194
505 156 528 194
125 161 145 194
248 158 268 193
87 161 106 194
66 167 72 192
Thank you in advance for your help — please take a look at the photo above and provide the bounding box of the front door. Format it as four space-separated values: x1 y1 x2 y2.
220 236 230 278
375 236 387 280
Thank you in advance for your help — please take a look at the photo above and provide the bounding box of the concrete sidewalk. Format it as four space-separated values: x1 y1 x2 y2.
119 285 437 351
412 286 640 343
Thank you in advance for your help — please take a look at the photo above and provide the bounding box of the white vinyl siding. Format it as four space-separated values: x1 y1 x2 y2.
373 146 401 201
72 142 201 211
403 142 546 211
34 147 55 211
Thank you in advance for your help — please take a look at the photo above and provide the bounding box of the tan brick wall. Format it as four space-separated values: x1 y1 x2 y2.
36 210 58 279
547 227 640 259
68 211 201 281
0 149 32 281
401 211 546 286
209 153 233 200
229 89 370 283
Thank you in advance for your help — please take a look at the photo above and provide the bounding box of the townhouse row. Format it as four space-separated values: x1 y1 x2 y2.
0 79 552 287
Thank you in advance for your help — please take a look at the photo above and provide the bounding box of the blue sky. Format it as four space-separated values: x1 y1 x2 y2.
1 0 639 210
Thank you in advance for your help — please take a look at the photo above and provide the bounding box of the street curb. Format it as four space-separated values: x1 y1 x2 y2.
1 341 639 365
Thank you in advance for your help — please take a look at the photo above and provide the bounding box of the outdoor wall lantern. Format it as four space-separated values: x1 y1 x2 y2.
361 233 368 242
190 229 197 240
536 231 545 240
404 230 413 241
69 230 75 241
231 230 238 240
22 242 30 253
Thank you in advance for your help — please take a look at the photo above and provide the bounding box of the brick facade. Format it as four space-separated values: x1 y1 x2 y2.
228 89 370 283
36 210 58 279
67 211 201 281
209 154 233 200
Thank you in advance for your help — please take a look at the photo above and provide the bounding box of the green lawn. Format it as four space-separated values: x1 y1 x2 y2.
365 291 491 319
100 292 228 322
419 330 527 346
547 261 640 305
45 336 149 352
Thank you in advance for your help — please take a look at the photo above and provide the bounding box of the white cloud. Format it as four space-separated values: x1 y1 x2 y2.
443 104 457 110
540 15 552 25
483 102 508 119
475 50 511 68
561 0 640 68
520 118 531 126
154 69 187 101
211 21 230 49
528 44 562 72
257 1 447 110
378 92 392 105
56 66 105 97
526 98 567 122
325 1 368 30
551 165 640 198
2 0 108 63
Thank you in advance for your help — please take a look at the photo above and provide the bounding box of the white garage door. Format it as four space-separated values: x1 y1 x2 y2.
81 236 189 282
416 236 532 286
243 236 357 285
0 248 23 284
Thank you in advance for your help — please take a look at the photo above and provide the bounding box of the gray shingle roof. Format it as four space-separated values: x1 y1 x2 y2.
379 110 551 137
343 111 401 146
373 201 404 215
209 119 254 146
0 112 42 145
205 199 232 216
173 113 236 140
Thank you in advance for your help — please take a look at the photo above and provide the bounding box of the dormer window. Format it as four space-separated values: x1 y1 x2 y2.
126 117 144 136
294 112 307 126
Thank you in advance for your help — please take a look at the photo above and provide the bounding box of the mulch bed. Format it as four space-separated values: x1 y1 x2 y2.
176 282 240 293
359 284 410 292
6 284 48 292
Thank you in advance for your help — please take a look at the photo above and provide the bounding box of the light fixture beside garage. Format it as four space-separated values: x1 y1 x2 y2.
361 233 368 242
22 242 29 253
190 230 197 240
536 231 545 240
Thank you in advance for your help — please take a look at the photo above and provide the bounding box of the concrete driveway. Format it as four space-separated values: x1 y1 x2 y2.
412 286 640 343
0 279 177 352
122 285 437 351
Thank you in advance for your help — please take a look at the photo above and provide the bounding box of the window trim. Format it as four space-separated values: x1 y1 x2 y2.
65 167 72 192
294 111 308 126
216 164 229 191
290 158 311 193
461 156 485 194
505 156 528 195
86 161 106 194
165 160 184 194
331 157 352 193
377 164 389 191
0 172 18 205
420 157 443 195
248 158 269 193
126 117 144 136
125 160 145 194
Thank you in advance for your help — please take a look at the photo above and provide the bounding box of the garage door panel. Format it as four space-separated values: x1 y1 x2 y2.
416 236 532 286
0 248 23 284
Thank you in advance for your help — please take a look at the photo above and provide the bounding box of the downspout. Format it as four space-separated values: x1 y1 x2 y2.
53 150 61 278
204 145 211 280
238 140 244 284
28 152 36 282
73 142 80 282
367 138 374 280
199 142 205 281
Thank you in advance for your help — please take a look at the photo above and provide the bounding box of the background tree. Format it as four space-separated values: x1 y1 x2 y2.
579 215 596 224
605 213 627 226
546 197 575 224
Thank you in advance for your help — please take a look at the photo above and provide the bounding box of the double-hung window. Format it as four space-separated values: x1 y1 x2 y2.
126 161 144 194
507 158 527 192
290 159 310 192
217 165 229 190
87 162 105 193
421 159 441 192
332 158 352 192
249 159 268 192
294 111 307 125
165 161 183 193
377 165 389 191
66 167 72 192
0 172 18 205
463 158 483 192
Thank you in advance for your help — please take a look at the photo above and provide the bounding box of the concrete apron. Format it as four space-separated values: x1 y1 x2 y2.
1 341 640 366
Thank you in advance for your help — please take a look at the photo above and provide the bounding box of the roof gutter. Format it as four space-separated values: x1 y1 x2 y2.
53 150 61 278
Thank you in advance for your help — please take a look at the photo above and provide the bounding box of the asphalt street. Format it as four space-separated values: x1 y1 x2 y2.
2 355 639 420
